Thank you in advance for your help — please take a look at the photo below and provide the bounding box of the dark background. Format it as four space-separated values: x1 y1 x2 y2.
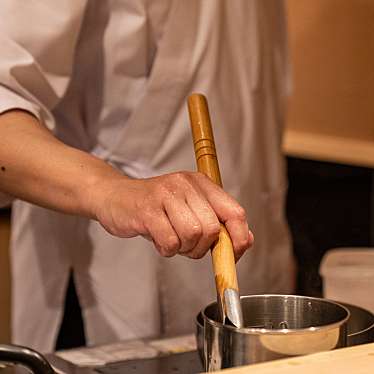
287 157 373 297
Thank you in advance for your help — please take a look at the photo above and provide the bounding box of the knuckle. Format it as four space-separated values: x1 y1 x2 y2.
185 224 202 242
237 237 251 250
194 172 216 188
186 250 204 260
205 222 221 238
159 248 175 258
171 172 198 192
155 234 180 258
248 232 255 246
171 171 189 184
235 206 247 221
159 172 194 197
164 235 180 254
194 171 208 181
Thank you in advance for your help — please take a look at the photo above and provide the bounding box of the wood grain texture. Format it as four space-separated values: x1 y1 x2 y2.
187 93 239 298
283 129 374 168
285 0 374 167
188 94 222 186
213 225 239 294
210 342 374 374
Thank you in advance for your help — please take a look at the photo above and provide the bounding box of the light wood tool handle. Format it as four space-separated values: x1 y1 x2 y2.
187 93 239 300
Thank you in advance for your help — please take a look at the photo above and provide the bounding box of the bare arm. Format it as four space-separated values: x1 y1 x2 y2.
0 110 253 259
0 110 120 216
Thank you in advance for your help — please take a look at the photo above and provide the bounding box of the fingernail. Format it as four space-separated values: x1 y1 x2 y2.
248 230 255 245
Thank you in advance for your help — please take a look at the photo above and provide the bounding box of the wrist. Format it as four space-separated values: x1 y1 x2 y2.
82 159 127 221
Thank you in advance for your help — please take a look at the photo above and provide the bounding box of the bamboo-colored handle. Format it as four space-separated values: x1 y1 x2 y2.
187 93 239 300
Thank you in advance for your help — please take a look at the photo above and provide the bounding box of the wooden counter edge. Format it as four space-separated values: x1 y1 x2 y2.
208 342 374 373
283 129 374 168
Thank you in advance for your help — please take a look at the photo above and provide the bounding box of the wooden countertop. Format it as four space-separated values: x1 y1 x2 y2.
215 342 374 373
283 129 374 168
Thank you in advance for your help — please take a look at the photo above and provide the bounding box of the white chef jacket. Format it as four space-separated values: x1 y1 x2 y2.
0 0 294 352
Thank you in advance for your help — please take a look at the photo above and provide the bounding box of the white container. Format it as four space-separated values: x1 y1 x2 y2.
320 248 374 313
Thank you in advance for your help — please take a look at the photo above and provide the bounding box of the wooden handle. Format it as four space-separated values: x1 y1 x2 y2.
188 94 222 186
187 93 239 299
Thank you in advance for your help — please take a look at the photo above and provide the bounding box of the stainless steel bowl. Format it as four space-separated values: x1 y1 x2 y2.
197 294 350 371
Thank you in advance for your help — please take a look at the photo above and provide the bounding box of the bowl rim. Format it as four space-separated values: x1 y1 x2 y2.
336 301 374 337
201 294 351 335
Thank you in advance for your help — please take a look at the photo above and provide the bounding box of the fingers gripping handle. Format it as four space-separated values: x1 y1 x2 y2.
187 93 243 328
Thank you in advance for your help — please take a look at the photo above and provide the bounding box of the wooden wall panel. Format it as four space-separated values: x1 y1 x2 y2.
285 0 374 167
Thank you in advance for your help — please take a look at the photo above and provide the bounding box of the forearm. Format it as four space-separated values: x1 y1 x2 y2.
0 110 123 218
0 110 253 260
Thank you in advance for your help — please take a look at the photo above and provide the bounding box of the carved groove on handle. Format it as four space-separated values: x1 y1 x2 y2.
187 93 239 298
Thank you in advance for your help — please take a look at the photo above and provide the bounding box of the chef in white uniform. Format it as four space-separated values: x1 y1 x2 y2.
0 0 294 352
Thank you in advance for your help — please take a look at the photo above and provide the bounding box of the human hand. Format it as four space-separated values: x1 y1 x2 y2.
93 171 254 260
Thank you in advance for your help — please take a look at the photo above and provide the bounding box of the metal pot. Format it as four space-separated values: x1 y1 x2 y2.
340 302 374 346
196 300 374 365
196 311 205 365
0 344 54 374
198 294 350 371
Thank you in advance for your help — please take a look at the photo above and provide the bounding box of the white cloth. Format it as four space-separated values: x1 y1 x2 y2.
0 0 294 352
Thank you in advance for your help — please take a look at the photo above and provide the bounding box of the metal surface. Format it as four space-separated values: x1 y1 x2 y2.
196 300 374 367
223 288 243 328
196 311 204 365
340 302 374 346
0 344 55 374
201 294 350 371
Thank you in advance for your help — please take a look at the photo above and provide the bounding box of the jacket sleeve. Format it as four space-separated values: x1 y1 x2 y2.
0 1 88 206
